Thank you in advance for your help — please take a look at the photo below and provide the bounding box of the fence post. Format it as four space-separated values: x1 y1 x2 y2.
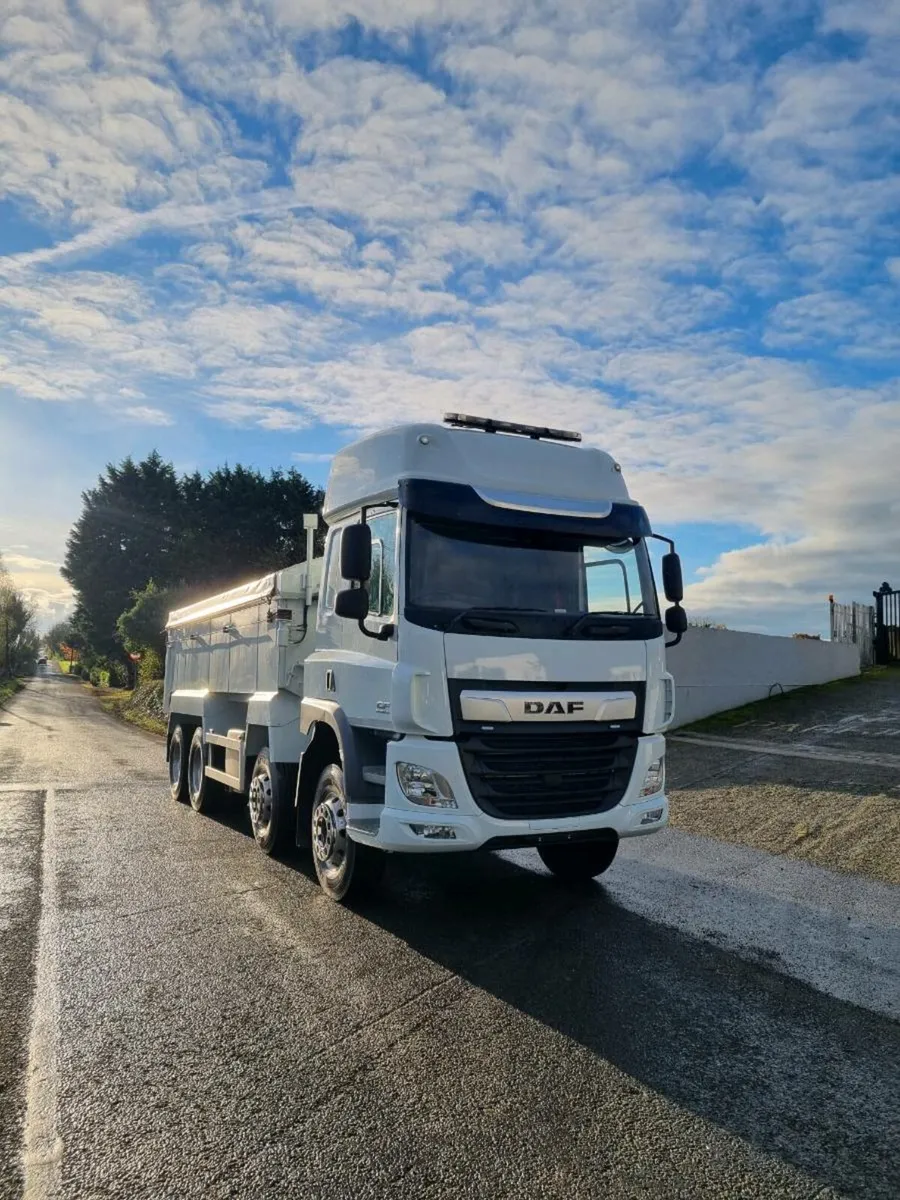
874 585 889 666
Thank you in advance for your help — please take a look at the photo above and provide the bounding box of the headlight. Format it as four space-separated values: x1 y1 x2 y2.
640 756 665 797
396 763 458 808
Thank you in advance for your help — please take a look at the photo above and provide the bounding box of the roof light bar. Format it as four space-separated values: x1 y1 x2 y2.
443 413 582 443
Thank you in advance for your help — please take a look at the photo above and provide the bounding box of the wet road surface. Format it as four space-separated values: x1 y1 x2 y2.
1 670 898 1199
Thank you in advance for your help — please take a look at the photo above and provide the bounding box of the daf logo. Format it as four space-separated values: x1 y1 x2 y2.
459 690 637 724
523 700 585 715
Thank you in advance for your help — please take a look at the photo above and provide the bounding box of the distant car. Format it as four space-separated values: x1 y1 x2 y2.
37 656 47 665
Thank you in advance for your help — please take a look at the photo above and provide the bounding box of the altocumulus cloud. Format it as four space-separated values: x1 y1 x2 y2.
0 0 897 632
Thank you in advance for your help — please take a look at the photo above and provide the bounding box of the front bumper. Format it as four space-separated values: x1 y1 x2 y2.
350 733 669 853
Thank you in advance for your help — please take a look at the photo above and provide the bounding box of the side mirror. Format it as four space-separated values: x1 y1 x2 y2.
665 606 687 635
662 552 684 603
341 523 372 583
335 587 369 622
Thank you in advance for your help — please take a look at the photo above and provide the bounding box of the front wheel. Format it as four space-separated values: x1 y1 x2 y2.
310 763 386 902
538 837 619 881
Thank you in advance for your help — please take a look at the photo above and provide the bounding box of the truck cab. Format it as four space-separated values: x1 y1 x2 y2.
295 414 685 898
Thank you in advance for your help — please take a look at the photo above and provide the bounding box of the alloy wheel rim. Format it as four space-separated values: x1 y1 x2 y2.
249 771 273 835
169 739 182 788
190 744 203 798
312 790 348 876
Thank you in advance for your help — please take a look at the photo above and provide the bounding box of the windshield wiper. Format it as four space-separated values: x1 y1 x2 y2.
446 607 526 634
564 614 633 639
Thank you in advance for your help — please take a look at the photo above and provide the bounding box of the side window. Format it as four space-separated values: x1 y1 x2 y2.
321 528 343 618
367 510 397 618
583 543 644 615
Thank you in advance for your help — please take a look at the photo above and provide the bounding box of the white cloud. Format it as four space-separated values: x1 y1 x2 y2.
0 0 896 634
1 551 61 572
118 405 174 425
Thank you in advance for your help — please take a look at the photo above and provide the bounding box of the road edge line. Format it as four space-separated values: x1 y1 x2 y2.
22 785 63 1199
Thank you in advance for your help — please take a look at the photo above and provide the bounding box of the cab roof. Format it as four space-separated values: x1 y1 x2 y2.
323 421 631 522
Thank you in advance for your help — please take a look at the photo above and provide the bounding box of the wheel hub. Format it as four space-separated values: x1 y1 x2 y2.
249 772 273 832
312 796 347 868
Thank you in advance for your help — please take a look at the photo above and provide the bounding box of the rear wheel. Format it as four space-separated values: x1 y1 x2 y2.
311 763 386 902
248 748 294 855
187 726 222 813
538 837 619 881
168 724 189 803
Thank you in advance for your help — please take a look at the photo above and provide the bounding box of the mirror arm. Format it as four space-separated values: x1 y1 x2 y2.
357 618 395 642
665 629 684 649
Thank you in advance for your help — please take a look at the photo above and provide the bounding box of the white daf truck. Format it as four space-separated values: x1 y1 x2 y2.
164 414 687 901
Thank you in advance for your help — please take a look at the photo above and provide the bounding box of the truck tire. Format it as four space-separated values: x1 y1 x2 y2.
310 763 386 902
537 837 618 881
168 724 189 803
248 748 294 856
186 726 222 813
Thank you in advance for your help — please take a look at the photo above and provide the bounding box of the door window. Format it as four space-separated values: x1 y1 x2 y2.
367 510 398 618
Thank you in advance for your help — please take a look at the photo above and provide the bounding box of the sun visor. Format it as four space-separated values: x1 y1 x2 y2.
399 479 651 540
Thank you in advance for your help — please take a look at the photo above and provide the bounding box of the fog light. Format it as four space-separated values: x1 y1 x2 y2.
409 824 457 840
640 807 664 825
397 763 457 808
640 756 665 797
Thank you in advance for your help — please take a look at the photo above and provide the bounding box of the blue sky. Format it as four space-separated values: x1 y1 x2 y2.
1 0 898 635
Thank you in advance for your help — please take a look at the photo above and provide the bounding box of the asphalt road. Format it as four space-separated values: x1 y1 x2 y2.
1 670 898 1200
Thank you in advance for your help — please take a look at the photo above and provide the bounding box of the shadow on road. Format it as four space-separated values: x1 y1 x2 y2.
356 851 897 1199
205 790 899 1196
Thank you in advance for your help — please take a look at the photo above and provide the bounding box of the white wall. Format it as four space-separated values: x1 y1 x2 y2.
667 628 861 728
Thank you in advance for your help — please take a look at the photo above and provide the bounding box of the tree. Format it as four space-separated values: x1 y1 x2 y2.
117 579 195 680
46 620 75 658
62 452 184 660
0 554 39 676
177 465 322 586
62 452 323 667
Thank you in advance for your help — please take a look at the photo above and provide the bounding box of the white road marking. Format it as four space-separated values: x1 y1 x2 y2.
672 732 900 770
22 787 63 1200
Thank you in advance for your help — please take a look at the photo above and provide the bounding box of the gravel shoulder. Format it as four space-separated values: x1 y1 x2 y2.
668 667 900 885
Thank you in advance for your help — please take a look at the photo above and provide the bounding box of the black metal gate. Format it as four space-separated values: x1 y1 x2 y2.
874 583 900 664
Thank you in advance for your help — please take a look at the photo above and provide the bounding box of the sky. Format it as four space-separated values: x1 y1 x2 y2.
0 0 898 637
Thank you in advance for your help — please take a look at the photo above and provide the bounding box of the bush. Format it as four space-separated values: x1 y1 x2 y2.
70 663 82 678
89 667 111 688
108 661 129 688
138 646 164 683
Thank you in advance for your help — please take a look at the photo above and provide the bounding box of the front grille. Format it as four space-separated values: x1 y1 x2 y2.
457 730 638 820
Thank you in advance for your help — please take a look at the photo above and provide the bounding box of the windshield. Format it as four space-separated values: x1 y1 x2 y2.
406 517 660 637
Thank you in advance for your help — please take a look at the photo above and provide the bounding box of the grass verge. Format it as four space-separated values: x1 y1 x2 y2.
681 664 897 735
96 682 167 737
0 678 23 707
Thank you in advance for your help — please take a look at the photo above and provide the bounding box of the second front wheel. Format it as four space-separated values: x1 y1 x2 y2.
310 763 385 902
248 748 293 855
537 836 619 881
